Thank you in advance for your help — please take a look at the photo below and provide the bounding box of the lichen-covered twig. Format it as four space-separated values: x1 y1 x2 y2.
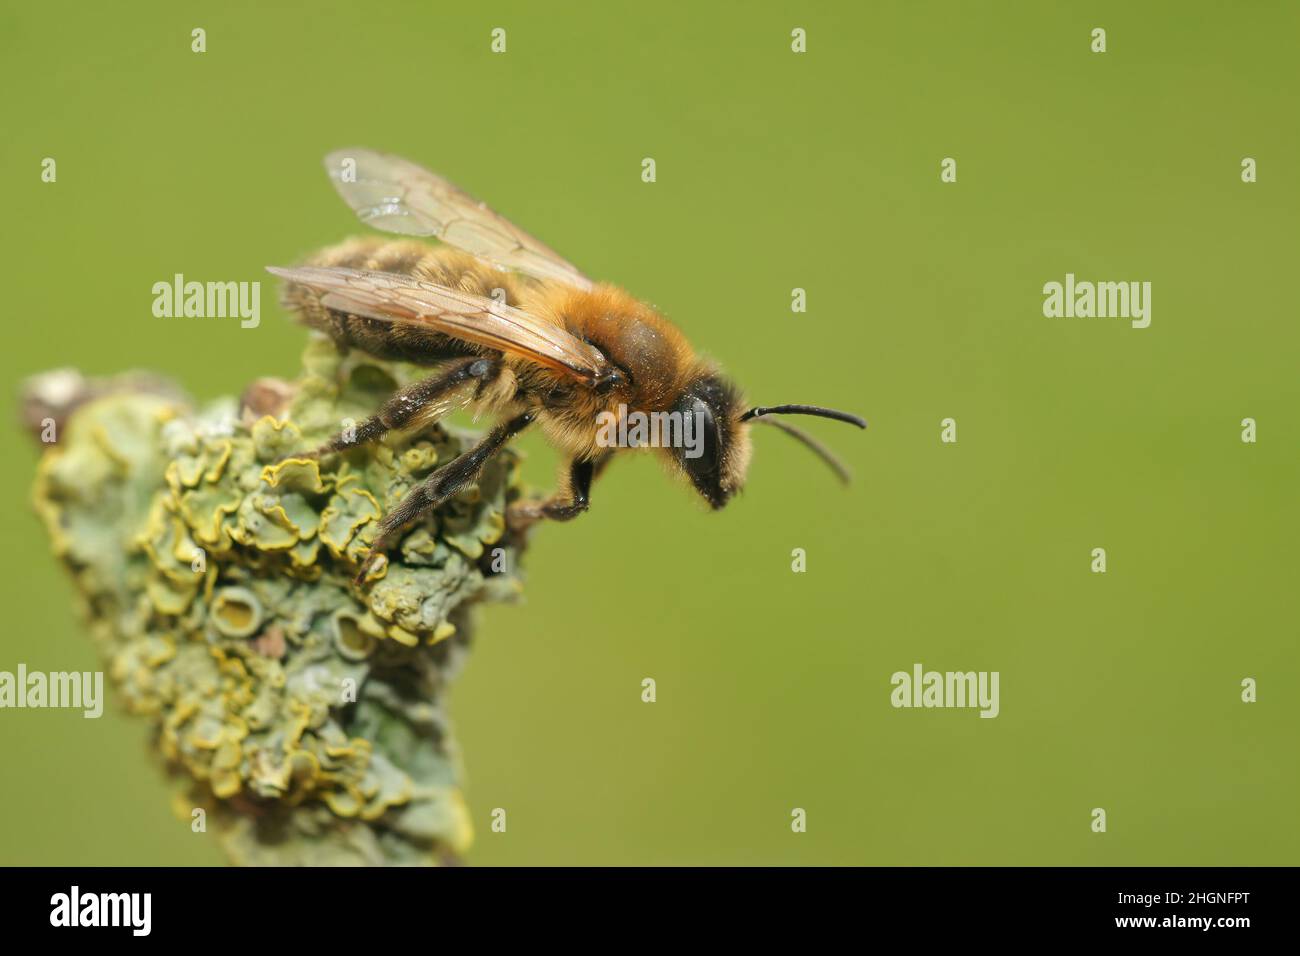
25 338 527 865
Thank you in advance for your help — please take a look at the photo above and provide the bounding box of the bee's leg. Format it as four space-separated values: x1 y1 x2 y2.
506 454 608 530
355 410 535 584
282 357 498 462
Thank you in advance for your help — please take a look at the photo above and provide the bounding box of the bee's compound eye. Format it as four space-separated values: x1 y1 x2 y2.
672 374 742 509
677 396 729 508
682 397 719 472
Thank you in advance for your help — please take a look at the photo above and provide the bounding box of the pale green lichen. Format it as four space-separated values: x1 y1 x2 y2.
30 339 527 865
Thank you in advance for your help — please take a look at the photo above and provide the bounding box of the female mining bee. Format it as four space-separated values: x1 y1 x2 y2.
269 148 866 582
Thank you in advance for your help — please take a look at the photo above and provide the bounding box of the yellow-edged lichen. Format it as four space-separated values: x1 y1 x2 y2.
30 339 526 865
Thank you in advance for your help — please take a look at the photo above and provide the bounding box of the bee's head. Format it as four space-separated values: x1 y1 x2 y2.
668 375 869 509
667 373 751 509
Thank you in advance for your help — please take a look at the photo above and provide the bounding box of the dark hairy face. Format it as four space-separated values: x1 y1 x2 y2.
670 374 746 509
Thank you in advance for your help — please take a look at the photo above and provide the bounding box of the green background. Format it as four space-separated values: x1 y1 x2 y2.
2 0 1296 865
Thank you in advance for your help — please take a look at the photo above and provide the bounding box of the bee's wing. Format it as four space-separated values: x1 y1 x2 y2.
323 148 593 292
267 265 608 383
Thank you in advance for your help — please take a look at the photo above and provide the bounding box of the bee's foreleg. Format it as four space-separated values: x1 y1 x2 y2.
283 357 499 462
355 409 535 584
506 454 607 530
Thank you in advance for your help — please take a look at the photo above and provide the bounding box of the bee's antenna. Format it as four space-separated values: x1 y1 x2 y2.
738 404 867 429
750 417 855 484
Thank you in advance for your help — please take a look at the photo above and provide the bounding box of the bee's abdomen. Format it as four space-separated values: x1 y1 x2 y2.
282 237 524 367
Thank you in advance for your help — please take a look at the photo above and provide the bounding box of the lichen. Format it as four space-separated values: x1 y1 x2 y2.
29 338 526 865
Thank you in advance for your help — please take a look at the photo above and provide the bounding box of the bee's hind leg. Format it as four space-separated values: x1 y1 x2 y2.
278 357 499 463
355 410 536 584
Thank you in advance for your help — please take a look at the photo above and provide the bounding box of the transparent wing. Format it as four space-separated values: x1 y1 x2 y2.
267 265 608 383
323 148 593 291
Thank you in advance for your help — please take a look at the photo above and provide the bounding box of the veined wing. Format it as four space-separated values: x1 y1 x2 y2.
323 148 593 291
267 264 608 383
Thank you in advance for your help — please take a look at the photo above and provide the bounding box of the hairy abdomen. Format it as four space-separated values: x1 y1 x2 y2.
281 237 529 367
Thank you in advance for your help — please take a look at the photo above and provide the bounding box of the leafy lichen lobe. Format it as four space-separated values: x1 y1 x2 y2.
32 340 526 865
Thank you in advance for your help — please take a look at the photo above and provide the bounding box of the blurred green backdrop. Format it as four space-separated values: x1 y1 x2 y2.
2 0 1296 865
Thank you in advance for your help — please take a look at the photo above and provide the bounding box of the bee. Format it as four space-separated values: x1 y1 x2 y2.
269 148 866 583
